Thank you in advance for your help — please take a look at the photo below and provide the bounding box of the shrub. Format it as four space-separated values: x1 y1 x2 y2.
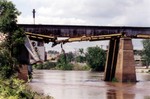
56 54 73 70
86 46 106 71
112 78 118 82
0 78 54 99
33 61 56 69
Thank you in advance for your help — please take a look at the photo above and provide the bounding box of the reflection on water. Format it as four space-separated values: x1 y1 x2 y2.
107 89 135 99
29 70 150 99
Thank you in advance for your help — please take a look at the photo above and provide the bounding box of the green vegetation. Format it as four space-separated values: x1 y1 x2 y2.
76 48 86 63
0 0 53 98
112 77 118 82
33 61 91 71
142 39 150 68
66 52 75 62
76 55 86 63
73 63 91 71
0 0 25 79
35 46 106 72
86 46 106 71
33 61 56 69
56 54 73 70
0 77 53 99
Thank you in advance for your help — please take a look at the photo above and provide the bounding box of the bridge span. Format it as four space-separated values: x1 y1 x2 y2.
18 24 150 82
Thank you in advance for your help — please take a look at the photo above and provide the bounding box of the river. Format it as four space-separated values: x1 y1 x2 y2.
29 70 150 99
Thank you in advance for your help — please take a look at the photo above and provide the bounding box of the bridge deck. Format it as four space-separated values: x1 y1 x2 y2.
19 24 150 38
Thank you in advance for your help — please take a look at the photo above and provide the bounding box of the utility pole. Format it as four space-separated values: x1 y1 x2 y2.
32 9 36 24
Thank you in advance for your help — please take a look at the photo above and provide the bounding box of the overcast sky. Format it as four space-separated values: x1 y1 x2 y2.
10 0 150 52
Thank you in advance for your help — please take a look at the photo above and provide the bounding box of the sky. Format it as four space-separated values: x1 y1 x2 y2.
10 0 150 52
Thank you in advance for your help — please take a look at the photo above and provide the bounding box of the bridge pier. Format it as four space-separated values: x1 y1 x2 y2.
104 37 137 82
18 65 28 82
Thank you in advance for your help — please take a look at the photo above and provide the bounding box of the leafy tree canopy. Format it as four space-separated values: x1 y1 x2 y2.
57 54 73 70
142 39 150 67
86 46 106 71
0 0 25 78
0 0 20 33
0 0 25 59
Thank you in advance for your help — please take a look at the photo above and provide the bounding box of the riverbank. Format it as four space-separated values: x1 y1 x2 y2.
136 66 150 73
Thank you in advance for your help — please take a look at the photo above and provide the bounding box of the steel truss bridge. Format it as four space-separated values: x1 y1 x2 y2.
18 24 150 82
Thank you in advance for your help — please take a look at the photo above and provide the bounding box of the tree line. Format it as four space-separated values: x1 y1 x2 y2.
35 46 107 71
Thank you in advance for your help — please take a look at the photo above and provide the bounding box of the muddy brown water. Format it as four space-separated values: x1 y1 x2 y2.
29 70 150 99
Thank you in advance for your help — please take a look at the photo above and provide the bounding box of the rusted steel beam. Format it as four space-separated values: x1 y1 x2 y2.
19 24 150 38
136 34 150 39
25 32 56 42
52 33 122 47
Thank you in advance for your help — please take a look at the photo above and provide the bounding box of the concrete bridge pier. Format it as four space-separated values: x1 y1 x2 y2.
115 37 136 82
104 37 137 82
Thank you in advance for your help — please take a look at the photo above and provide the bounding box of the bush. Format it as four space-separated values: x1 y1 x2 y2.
76 56 86 63
56 62 73 70
73 63 91 71
33 61 56 69
82 65 91 70
112 77 118 82
56 54 73 70
0 49 17 79
0 78 54 99
86 46 106 72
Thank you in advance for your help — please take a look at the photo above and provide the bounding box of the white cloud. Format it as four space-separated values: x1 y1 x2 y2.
18 16 87 25
13 0 150 26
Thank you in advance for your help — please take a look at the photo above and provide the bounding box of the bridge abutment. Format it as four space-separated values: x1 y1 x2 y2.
104 37 137 82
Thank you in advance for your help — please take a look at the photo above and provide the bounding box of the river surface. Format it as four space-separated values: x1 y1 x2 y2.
29 70 150 99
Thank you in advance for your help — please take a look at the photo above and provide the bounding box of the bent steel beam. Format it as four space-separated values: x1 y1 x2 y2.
104 38 120 81
25 32 56 43
52 34 122 47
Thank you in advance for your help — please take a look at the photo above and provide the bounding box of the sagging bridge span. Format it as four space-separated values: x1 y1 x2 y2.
18 24 150 82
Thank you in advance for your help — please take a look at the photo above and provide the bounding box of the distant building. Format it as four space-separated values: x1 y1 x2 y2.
47 50 60 61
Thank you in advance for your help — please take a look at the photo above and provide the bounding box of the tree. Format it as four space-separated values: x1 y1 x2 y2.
57 54 73 70
79 48 84 55
142 39 150 68
0 0 25 58
0 0 25 78
66 52 75 62
75 48 86 63
86 46 106 71
76 55 86 63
